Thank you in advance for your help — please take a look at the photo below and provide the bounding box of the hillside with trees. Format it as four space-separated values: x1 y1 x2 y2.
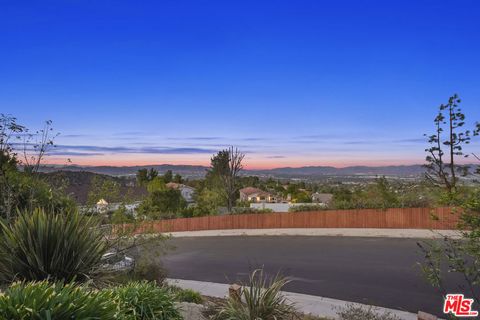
41 170 147 205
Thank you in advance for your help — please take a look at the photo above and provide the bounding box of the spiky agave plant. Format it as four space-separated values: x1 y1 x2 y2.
214 269 297 320
0 208 109 283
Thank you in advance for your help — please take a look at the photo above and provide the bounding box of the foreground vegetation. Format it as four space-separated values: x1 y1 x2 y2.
0 281 182 320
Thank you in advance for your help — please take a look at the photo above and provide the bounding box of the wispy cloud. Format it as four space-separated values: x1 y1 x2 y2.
167 136 222 141
60 145 217 154
168 136 274 142
394 138 425 143
14 143 217 156
241 137 269 141
295 134 342 140
112 131 147 136
59 134 90 138
48 151 105 156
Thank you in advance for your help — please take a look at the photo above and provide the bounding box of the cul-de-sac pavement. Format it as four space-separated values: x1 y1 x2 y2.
164 235 462 317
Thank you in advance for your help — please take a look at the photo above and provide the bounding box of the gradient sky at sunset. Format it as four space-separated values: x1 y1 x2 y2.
2 1 480 169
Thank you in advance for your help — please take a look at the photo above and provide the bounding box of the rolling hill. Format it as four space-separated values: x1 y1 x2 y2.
39 164 427 179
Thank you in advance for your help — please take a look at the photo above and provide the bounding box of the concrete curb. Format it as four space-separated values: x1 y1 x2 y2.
166 278 419 320
166 228 460 239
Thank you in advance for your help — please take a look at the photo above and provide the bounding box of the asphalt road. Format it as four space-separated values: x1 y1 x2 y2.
162 236 465 316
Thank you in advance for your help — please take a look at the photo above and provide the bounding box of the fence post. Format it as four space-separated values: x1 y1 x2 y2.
229 284 242 302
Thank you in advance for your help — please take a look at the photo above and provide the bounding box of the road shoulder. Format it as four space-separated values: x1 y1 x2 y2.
166 228 460 239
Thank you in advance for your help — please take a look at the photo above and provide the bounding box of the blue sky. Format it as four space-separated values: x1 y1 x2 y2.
2 0 480 168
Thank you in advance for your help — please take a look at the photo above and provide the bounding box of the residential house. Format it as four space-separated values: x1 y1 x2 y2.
239 187 278 203
166 182 195 203
96 198 109 213
311 192 334 206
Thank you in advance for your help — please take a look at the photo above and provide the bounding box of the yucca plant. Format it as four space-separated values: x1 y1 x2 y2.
0 208 108 283
214 269 297 320
0 281 117 319
109 281 182 320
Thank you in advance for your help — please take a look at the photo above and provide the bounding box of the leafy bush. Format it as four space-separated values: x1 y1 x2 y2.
0 281 117 319
232 207 273 214
111 205 135 224
131 254 167 283
289 204 327 212
192 188 224 216
129 234 168 283
0 208 108 283
169 286 203 304
213 269 296 320
138 189 187 220
104 232 169 285
337 304 401 320
419 189 480 304
0 167 76 221
110 281 182 320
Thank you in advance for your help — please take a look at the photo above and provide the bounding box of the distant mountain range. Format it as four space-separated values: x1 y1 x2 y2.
249 165 427 177
39 164 428 179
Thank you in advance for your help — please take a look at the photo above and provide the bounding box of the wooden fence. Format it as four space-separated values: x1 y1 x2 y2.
125 207 460 234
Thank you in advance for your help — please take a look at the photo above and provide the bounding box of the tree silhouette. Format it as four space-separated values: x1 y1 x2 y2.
424 94 473 195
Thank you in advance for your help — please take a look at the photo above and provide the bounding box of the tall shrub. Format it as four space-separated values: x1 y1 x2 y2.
0 208 108 283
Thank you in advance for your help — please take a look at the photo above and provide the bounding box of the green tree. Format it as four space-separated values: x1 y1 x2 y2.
138 189 186 220
87 176 121 206
292 191 311 203
146 176 166 193
371 176 399 209
147 168 158 181
110 205 135 224
173 173 183 184
136 169 148 186
184 178 223 217
194 188 224 216
137 175 186 219
163 170 173 183
136 168 158 186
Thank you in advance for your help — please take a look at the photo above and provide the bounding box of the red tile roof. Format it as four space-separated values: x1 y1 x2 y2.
240 187 270 196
